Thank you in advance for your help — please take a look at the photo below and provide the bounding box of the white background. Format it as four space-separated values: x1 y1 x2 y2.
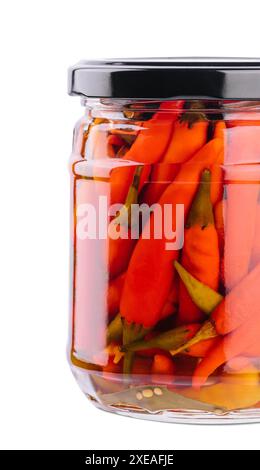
0 0 260 450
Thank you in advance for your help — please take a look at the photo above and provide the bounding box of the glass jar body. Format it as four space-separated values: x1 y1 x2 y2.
68 98 260 423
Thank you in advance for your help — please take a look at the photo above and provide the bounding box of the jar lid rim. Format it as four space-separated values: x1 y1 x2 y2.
68 57 260 100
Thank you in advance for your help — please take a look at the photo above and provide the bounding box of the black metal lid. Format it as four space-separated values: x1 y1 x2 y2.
68 58 260 100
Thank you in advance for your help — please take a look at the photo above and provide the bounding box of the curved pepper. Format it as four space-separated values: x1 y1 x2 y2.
192 315 260 388
183 337 220 358
178 170 220 324
162 118 208 164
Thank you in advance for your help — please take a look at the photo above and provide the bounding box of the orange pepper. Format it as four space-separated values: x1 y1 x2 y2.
151 354 176 385
193 312 260 388
163 119 208 164
178 170 220 324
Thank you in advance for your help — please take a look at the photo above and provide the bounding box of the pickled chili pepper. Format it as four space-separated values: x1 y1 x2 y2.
183 337 220 358
250 199 260 269
192 314 260 388
122 323 151 375
121 138 224 333
108 166 142 278
107 285 178 346
129 331 168 358
108 272 125 318
170 320 218 357
224 166 259 290
174 261 223 315
151 355 176 384
126 101 184 163
178 170 220 324
121 324 201 353
152 354 175 375
162 117 208 164
171 262 260 357
110 101 183 206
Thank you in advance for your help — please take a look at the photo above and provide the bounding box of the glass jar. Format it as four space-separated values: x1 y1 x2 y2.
67 59 260 423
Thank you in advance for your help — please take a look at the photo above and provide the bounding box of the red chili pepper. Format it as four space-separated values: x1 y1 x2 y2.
110 101 184 206
162 120 208 164
183 337 220 358
192 314 260 388
151 354 176 385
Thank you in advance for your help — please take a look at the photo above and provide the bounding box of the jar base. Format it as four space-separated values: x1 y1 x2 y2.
71 365 260 425
92 399 260 425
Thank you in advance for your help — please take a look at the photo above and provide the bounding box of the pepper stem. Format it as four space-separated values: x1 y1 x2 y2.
106 313 123 344
122 319 149 374
170 321 217 357
186 169 214 229
179 100 208 129
121 325 193 353
113 165 143 227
